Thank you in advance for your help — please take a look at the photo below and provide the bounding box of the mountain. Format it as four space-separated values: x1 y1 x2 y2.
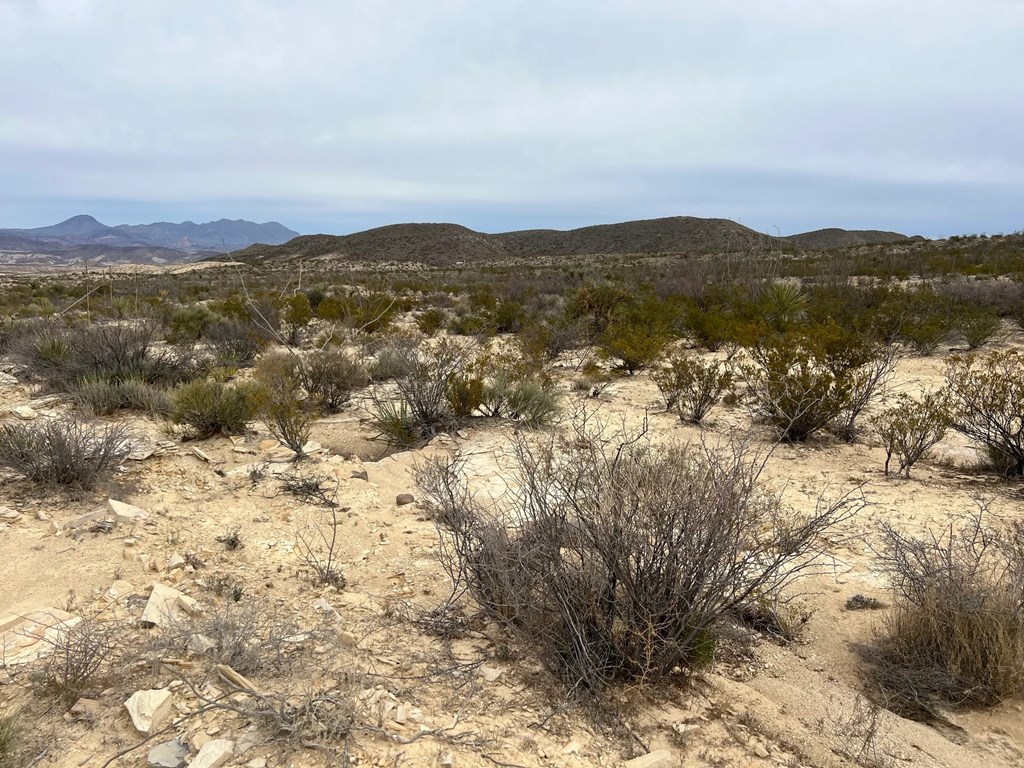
0 216 300 265
229 216 898 266
782 228 910 249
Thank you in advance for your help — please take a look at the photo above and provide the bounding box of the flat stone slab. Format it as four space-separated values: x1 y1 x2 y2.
0 608 82 666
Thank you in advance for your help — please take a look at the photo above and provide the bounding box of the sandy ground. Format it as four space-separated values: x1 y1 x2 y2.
1 339 1023 768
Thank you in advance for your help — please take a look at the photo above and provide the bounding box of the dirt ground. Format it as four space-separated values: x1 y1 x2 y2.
1 336 1023 768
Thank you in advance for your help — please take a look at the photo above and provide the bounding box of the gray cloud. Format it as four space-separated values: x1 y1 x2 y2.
1 0 1022 236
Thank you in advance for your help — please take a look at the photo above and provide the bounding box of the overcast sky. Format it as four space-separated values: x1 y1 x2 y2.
1 0 1022 237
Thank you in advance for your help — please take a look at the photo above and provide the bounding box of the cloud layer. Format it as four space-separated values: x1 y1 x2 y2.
2 0 1022 236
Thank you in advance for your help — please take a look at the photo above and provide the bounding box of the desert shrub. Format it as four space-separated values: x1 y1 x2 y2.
38 616 123 702
370 339 467 446
300 348 369 412
868 511 1024 715
501 379 561 427
367 334 420 382
945 350 1024 475
416 307 448 336
653 354 734 424
167 304 215 345
758 280 809 329
281 293 313 346
746 335 853 442
0 416 131 490
832 342 898 442
897 290 957 356
958 311 1002 350
71 376 172 416
204 318 265 367
0 711 19 768
419 420 856 691
870 392 949 478
170 379 260 439
254 353 317 456
446 375 485 418
599 319 670 374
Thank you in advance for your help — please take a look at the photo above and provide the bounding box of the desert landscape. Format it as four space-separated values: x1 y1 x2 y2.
0 223 1023 768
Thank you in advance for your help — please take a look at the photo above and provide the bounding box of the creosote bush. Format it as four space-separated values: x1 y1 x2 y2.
653 354 734 424
868 511 1024 717
870 392 948 478
419 417 857 691
945 350 1024 475
254 352 317 456
0 416 132 490
170 379 261 439
300 348 369 412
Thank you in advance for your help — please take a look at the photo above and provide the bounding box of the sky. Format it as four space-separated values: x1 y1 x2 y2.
1 0 1022 238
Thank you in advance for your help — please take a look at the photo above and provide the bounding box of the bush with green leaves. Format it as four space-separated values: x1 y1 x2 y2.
204 318 266 367
170 379 261 439
868 511 1024 716
418 420 856 691
945 350 1024 475
746 335 853 442
254 352 317 456
300 348 369 412
870 391 949 478
0 416 132 490
167 304 216 345
653 354 734 424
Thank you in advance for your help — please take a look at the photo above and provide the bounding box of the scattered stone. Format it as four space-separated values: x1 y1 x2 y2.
246 759 267 768
479 665 503 682
257 439 279 451
350 470 369 481
141 583 199 628
0 508 20 523
0 372 18 386
0 608 82 666
302 440 323 454
105 580 137 603
12 405 37 420
191 447 213 462
125 688 174 734
753 742 771 758
623 750 674 768
106 499 149 526
168 553 186 571
128 447 156 461
395 493 415 506
66 697 101 721
35 510 52 521
190 739 234 768
235 731 260 755
439 753 455 767
187 633 217 655
147 739 189 768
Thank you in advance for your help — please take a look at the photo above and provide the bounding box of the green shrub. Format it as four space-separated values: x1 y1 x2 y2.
368 334 420 382
599 320 670 374
945 350 1024 475
300 348 369 412
416 307 448 336
870 391 949 478
447 375 485 418
958 311 1001 350
170 379 260 438
869 512 1024 715
204 318 265 367
168 304 215 345
0 416 132 490
653 354 733 424
254 353 317 456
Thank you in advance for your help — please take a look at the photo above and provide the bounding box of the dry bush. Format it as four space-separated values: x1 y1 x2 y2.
169 379 260 439
833 343 898 441
204 318 265 367
0 711 19 768
366 333 420 382
0 416 132 490
653 354 734 424
71 376 172 416
867 509 1024 717
945 350 1024 475
296 499 348 589
418 416 857 691
300 348 369 412
32 615 126 702
870 391 949 478
827 694 898 768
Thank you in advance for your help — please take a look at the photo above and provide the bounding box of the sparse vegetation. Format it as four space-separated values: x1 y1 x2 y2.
170 378 260 438
653 354 734 424
0 416 132 490
871 391 949 478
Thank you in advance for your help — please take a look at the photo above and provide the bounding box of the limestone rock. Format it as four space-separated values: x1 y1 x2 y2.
141 583 199 627
105 580 137 603
0 608 81 666
67 697 101 721
623 750 674 768
106 499 148 525
395 493 415 506
148 739 189 768
12 405 37 420
125 688 173 734
190 739 234 768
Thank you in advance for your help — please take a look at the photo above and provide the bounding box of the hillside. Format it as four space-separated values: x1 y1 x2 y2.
227 216 815 265
783 228 910 249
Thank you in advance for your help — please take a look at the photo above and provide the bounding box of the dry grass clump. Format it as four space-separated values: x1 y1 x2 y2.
419 415 857 692
0 416 132 490
868 510 1024 717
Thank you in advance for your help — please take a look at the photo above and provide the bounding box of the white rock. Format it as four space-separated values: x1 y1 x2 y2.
12 405 37 420
141 583 199 627
190 739 234 768
124 688 173 734
623 750 674 768
147 739 188 768
105 580 136 602
106 499 149 525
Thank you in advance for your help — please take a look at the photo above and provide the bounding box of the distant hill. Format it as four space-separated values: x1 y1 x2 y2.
782 228 910 249
0 215 299 264
228 216 905 266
